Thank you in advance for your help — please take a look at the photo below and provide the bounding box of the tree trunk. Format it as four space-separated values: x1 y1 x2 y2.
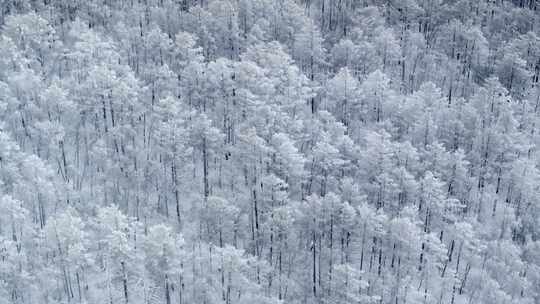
121 261 129 304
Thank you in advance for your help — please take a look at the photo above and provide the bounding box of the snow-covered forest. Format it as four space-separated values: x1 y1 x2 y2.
0 0 539 303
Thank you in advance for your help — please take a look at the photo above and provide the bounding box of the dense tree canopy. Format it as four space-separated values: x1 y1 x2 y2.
0 0 539 303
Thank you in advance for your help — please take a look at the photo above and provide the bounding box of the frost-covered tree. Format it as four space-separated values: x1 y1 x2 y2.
0 1 539 304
